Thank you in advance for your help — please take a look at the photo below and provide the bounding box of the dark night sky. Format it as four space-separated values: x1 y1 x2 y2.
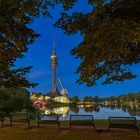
16 0 140 98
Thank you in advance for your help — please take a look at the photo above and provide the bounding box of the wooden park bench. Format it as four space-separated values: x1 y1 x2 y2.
0 113 7 127
10 113 31 128
108 117 139 134
37 114 60 130
0 117 5 127
69 115 95 130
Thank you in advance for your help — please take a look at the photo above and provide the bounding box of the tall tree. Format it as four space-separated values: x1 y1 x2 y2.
0 87 34 117
93 96 99 102
55 0 140 86
83 96 93 102
0 0 45 88
0 0 80 88
69 96 80 103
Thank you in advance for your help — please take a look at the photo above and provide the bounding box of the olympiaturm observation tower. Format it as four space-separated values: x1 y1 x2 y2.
51 40 59 96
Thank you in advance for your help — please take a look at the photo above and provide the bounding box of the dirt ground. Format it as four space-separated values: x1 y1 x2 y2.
0 122 140 140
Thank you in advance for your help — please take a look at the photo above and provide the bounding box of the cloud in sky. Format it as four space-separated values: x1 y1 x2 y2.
28 70 51 80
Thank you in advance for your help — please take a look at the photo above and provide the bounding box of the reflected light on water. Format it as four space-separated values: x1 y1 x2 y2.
40 105 140 120
43 107 69 117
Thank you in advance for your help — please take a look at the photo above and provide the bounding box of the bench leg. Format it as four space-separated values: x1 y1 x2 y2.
108 126 111 134
136 127 139 135
28 120 31 128
93 124 96 133
1 120 4 127
38 121 40 128
10 120 12 127
58 123 60 131
10 116 12 127
69 123 71 129
90 124 95 135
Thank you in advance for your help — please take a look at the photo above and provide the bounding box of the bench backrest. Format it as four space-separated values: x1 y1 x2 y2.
70 115 94 121
39 115 59 121
109 117 137 125
10 113 30 120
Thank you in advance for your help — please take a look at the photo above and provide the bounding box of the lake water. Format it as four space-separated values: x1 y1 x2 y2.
41 105 140 120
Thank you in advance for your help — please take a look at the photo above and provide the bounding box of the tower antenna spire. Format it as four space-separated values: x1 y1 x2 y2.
53 34 56 55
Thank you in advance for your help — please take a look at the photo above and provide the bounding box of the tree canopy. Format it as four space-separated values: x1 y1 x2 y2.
0 0 83 88
1 0 140 88
0 87 34 117
0 0 44 88
69 96 80 103
55 0 140 86
83 96 93 102
93 96 100 102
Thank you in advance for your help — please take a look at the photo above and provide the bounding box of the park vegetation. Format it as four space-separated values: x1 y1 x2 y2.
0 87 35 119
70 92 140 107
1 1 139 88
0 0 140 120
55 0 140 86
0 0 77 118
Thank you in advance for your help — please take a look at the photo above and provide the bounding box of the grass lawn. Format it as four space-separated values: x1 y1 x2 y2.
0 120 140 140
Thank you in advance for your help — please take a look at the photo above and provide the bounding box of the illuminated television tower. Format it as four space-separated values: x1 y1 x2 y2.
51 40 58 95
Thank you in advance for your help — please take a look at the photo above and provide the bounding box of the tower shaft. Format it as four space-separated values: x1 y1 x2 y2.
52 59 57 92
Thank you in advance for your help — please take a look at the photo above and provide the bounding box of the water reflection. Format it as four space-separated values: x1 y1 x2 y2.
70 106 79 113
84 105 100 112
43 107 69 118
41 105 140 120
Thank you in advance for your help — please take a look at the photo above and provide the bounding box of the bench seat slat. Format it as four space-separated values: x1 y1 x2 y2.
109 124 137 128
71 121 94 126
11 119 29 122
39 120 59 124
